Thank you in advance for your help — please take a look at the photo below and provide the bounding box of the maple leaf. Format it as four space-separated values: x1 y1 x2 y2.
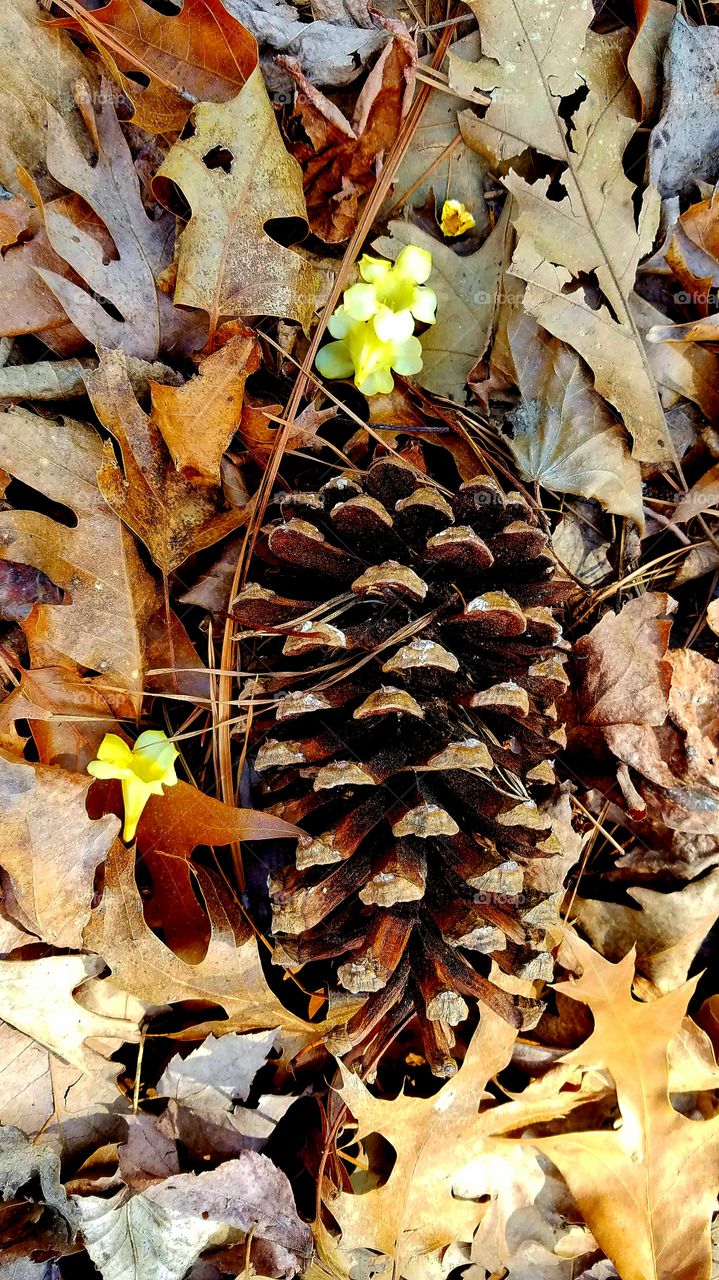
49 0 257 134
280 19 416 243
529 936 719 1280
153 67 323 338
84 349 249 577
0 407 160 694
451 2 672 463
0 750 119 949
36 79 204 361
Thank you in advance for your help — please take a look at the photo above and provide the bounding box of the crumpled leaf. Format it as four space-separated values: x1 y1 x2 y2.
576 864 719 994
528 936 719 1280
0 666 134 771
650 14 719 198
37 80 203 362
627 0 674 120
84 349 248 576
573 594 675 733
0 1126 78 1235
0 750 119 949
0 0 95 199
280 20 416 242
0 408 160 694
225 0 385 89
453 6 672 462
83 839 312 1038
504 312 644 526
0 953 142 1075
50 0 257 134
151 326 260 484
153 67 322 336
373 204 511 400
74 1152 312 1280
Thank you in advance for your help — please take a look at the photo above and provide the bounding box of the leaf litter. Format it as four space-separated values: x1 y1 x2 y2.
3 1 719 1279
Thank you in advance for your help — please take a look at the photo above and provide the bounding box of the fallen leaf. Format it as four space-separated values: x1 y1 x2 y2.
84 839 311 1037
576 865 719 993
37 80 203 361
529 936 719 1280
157 1031 277 1114
0 561 62 624
75 1152 312 1280
504 312 644 526
84 349 248 577
649 14 719 198
153 67 322 337
117 1114 180 1192
633 293 719 424
0 667 133 771
226 0 385 89
675 463 719 522
50 0 257 134
627 0 674 119
151 327 260 483
0 750 119 949
0 0 95 199
0 1127 78 1237
0 408 160 694
373 204 512 401
0 953 142 1075
552 514 612 589
280 20 416 242
453 8 672 462
573 594 675 731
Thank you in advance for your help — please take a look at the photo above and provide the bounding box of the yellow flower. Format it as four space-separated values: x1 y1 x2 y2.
440 199 476 238
343 245 437 334
87 729 179 842
316 306 423 396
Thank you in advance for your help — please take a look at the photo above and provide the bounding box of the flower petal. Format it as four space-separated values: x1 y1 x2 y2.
95 733 133 767
395 244 432 285
373 306 415 343
87 759 132 781
343 283 379 322
358 254 391 283
328 305 354 340
316 340 354 380
358 365 395 396
410 286 437 326
392 335 424 376
121 777 149 843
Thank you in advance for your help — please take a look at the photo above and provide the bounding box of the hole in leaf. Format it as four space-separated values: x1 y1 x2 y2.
4 477 78 529
123 69 151 88
202 146 234 173
264 214 307 247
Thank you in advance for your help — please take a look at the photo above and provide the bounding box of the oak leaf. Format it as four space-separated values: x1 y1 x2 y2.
50 0 257 134
0 751 119 949
504 312 644 526
0 666 134 771
83 838 312 1038
530 936 719 1280
0 408 160 694
153 67 322 336
37 80 203 362
280 20 416 243
84 349 248 577
453 5 672 462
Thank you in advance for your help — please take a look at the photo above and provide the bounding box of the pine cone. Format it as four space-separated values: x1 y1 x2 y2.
236 443 572 1074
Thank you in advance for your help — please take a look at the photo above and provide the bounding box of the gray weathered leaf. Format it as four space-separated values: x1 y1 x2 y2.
650 15 719 198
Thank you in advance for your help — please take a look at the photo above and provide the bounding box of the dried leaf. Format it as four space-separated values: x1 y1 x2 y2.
50 0 257 134
504 312 644 526
225 0 385 90
373 204 511 401
75 1153 312 1280
0 408 160 694
0 751 119 949
156 1031 276 1114
0 1127 78 1236
84 839 311 1037
0 0 95 199
151 327 260 483
84 350 248 576
281 21 416 242
0 953 141 1074
38 80 203 362
0 667 133 772
627 0 674 119
649 14 719 198
453 7 672 463
153 67 322 336
573 594 675 731
675 463 719 522
530 937 719 1280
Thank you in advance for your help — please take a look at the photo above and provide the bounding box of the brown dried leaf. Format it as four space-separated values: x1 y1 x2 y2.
153 68 322 336
84 350 248 576
0 408 160 694
573 595 675 730
0 751 119 949
0 667 134 771
281 20 416 243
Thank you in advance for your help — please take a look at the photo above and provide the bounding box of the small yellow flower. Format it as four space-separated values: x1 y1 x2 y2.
440 199 476 238
343 246 437 332
87 730 179 842
316 307 423 396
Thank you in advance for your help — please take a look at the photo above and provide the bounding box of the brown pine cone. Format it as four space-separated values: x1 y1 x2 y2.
235 443 572 1074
